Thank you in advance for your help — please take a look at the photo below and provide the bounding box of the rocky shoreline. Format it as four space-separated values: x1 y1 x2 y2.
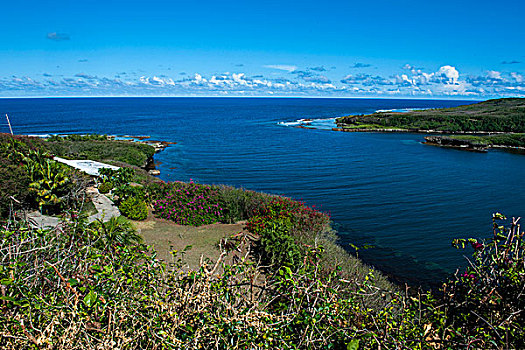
331 126 509 135
423 136 488 152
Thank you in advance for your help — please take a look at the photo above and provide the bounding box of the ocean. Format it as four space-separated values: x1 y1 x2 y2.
2 97 524 287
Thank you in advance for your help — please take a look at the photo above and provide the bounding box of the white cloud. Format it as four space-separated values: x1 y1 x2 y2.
1 65 524 98
436 65 459 84
511 72 524 83
263 65 297 72
487 70 502 80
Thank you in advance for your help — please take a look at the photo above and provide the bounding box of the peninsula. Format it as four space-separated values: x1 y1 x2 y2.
334 97 525 151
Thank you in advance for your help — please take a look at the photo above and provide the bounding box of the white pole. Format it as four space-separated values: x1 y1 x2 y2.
5 114 13 135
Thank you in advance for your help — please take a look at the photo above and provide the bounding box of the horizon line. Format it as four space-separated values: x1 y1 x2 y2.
0 95 486 101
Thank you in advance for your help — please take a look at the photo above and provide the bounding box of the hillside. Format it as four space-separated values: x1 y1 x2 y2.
1 133 523 348
335 98 525 133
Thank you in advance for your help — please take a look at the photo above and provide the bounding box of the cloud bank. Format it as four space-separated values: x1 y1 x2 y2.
1 64 523 98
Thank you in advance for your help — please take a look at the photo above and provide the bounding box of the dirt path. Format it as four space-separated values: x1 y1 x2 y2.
27 188 120 229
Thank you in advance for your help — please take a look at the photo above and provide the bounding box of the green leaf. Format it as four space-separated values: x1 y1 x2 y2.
83 290 98 308
347 339 360 350
68 278 79 287
0 278 13 286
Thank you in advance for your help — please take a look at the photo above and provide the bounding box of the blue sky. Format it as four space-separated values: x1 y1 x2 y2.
1 0 524 98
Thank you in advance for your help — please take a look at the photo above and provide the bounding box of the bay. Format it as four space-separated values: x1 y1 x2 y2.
2 97 524 287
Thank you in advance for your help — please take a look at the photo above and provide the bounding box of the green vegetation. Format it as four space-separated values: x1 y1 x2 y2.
45 134 155 167
150 181 225 226
97 181 113 194
1 207 523 348
341 123 405 130
427 133 525 149
0 134 88 216
119 196 149 221
1 132 523 348
336 98 525 133
0 133 157 219
99 167 135 186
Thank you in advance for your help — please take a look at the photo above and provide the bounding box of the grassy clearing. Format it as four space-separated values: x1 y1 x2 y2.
134 216 246 269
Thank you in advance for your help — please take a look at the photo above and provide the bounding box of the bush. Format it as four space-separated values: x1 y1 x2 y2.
113 184 145 204
90 216 143 246
214 185 273 223
98 167 134 187
152 181 223 226
145 181 171 201
119 197 148 221
246 197 331 270
444 213 525 346
0 160 32 218
98 181 113 194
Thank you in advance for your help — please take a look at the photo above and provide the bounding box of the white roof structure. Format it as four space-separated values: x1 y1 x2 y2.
53 157 120 176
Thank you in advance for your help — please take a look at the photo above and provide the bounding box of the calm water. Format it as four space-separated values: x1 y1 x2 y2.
2 97 524 287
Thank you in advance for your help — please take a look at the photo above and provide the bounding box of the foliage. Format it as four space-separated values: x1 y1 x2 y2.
45 137 155 167
48 133 110 142
0 135 78 214
0 135 45 217
0 209 523 348
445 213 525 346
119 196 149 221
98 167 134 187
152 181 224 226
0 159 32 218
246 197 331 270
26 158 72 213
97 181 113 194
213 185 274 223
145 181 172 201
437 133 525 148
259 216 302 268
90 215 143 246
113 184 146 203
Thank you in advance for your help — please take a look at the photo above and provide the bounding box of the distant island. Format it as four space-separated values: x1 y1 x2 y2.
334 97 525 151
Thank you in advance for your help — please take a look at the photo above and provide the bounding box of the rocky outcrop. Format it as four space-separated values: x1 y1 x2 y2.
423 136 488 152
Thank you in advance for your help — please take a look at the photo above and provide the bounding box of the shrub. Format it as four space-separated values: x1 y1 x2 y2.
113 184 145 204
98 167 134 187
444 213 525 346
246 197 330 270
145 181 171 201
260 217 303 268
213 185 273 223
152 181 223 226
119 197 148 221
90 216 143 246
98 181 113 194
0 160 32 218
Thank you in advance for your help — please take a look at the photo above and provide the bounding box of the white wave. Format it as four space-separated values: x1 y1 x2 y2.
278 117 337 130
25 134 53 138
375 107 431 113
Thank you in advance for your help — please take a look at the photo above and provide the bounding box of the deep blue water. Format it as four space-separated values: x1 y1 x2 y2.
2 97 524 287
